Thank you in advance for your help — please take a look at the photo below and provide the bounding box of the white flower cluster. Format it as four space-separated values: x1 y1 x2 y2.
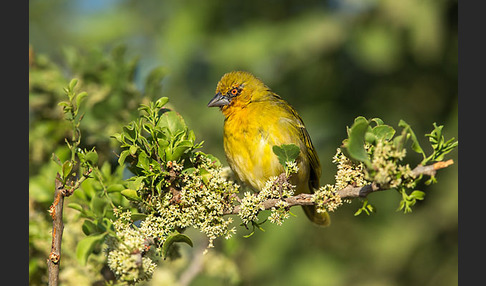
161 164 238 246
313 184 343 213
239 169 297 226
367 141 415 189
105 210 158 283
268 200 291 226
285 161 299 176
238 191 266 225
106 157 240 282
332 148 368 190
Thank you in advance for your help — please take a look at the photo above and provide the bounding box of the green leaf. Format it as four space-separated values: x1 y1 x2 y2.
96 218 112 233
136 151 150 171
157 138 170 160
425 175 437 185
127 176 145 190
397 199 406 213
272 144 301 167
155 97 169 109
199 168 211 185
398 120 425 159
121 189 141 201
81 220 98 236
131 213 148 221
397 188 416 214
123 122 138 142
166 141 193 162
372 125 395 141
364 132 377 144
111 133 124 143
62 161 73 180
365 123 395 144
425 123 458 162
162 232 193 259
158 111 187 137
68 78 79 91
370 118 384 126
345 117 370 165
118 150 130 166
129 145 138 156
106 184 125 193
57 101 70 109
392 130 407 150
67 202 84 213
354 199 375 216
85 151 98 166
410 190 426 200
187 129 196 143
204 153 222 168
90 195 107 217
75 91 88 109
76 233 106 266
243 231 255 238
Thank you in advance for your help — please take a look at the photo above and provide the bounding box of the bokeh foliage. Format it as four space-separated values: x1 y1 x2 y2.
30 0 457 285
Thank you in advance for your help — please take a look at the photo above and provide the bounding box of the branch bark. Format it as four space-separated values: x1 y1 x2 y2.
47 169 91 286
47 174 65 286
223 160 454 215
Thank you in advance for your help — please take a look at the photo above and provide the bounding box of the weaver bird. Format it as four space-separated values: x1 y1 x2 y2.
208 71 330 226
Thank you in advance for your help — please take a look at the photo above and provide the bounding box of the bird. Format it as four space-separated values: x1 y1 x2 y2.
207 71 330 226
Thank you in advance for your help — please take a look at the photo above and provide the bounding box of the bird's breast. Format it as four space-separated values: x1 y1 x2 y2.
222 103 308 191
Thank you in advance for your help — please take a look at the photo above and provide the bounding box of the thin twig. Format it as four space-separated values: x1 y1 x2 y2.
411 159 454 177
178 238 209 286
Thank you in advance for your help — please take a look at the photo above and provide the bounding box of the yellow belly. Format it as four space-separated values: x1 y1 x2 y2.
223 103 310 193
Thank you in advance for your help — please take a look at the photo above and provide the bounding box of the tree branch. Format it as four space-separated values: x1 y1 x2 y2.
223 160 453 215
47 174 65 286
47 169 91 286
411 159 454 177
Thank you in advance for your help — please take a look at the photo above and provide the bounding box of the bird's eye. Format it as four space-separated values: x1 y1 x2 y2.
229 88 239 96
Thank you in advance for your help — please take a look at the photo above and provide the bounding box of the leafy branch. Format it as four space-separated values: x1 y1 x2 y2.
51 90 456 285
223 158 454 216
47 79 94 286
223 117 456 218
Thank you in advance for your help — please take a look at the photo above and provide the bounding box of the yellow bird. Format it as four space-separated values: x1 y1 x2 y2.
208 71 330 226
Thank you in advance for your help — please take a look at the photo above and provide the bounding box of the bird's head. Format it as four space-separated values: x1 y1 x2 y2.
208 71 270 116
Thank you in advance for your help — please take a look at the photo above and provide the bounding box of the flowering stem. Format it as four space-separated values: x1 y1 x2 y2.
223 160 453 216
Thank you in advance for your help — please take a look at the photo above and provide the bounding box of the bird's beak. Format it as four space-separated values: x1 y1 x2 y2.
207 92 230 107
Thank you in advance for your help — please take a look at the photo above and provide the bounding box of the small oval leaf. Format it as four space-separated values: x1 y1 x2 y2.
67 203 84 213
76 233 106 266
121 189 141 201
162 233 193 259
106 184 125 193
62 161 73 180
85 151 98 166
346 117 370 165
81 220 97 236
272 144 300 167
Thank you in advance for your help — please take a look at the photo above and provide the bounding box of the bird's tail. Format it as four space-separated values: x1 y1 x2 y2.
302 205 331 227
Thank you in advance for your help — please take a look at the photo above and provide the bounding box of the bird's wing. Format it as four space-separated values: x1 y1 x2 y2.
279 99 322 190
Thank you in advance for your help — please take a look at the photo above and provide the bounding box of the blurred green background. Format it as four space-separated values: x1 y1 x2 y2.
29 0 457 285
